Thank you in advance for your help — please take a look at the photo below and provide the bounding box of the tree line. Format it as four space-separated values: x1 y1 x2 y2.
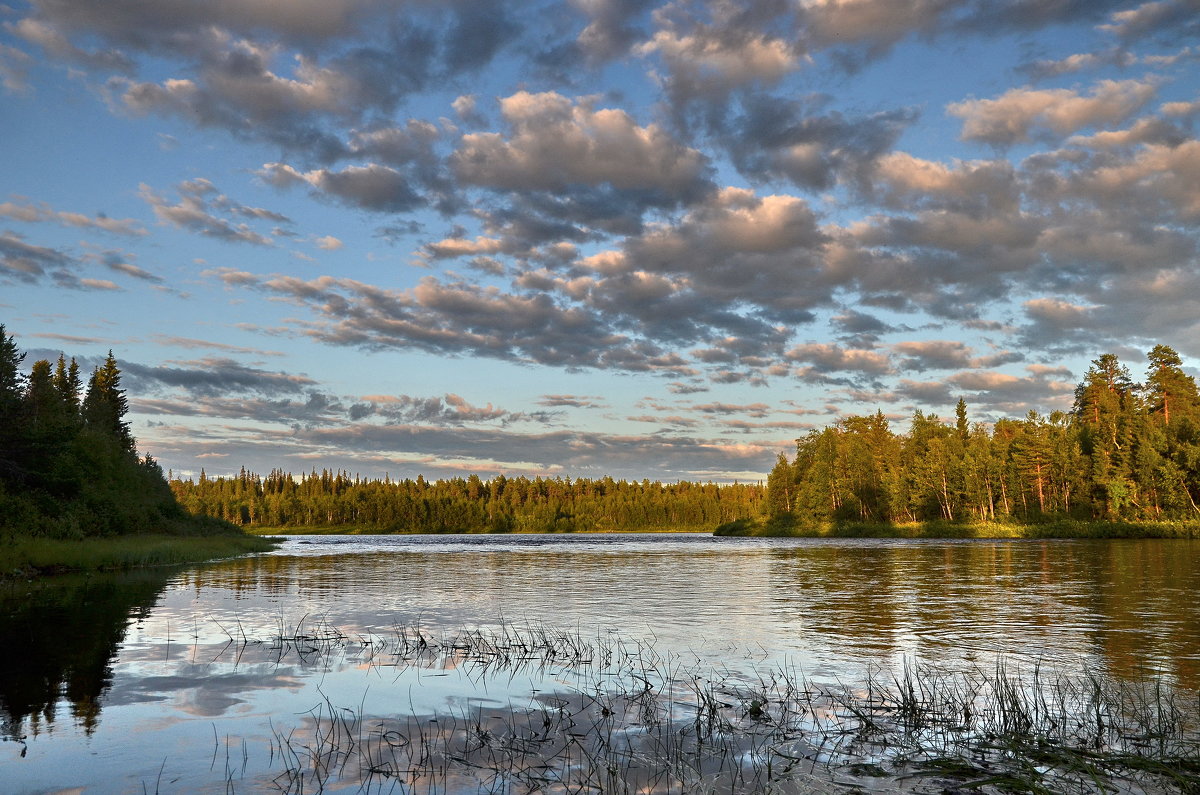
169 469 763 533
0 325 197 538
765 345 1200 525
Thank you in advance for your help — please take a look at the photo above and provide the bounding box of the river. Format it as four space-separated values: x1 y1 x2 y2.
2 534 1199 793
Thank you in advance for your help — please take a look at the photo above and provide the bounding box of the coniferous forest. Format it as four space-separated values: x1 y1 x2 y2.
0 325 221 540
170 471 763 534
5 317 1199 538
759 346 1200 529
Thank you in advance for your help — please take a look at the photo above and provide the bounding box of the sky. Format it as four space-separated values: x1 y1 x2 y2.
1 0 1199 484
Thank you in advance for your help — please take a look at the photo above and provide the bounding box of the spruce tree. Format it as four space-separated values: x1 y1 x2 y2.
82 351 134 453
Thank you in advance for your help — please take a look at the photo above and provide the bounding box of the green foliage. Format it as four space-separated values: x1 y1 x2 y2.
767 345 1200 528
171 467 763 533
0 326 236 542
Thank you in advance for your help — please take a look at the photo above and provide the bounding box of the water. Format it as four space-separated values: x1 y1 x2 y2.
2 534 1199 792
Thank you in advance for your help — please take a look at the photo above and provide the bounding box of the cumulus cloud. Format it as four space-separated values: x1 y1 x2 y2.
727 94 916 190
785 343 892 375
1099 0 1200 42
637 16 801 103
452 91 710 197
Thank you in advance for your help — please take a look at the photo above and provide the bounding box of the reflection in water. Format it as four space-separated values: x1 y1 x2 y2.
0 569 171 740
1 535 1199 792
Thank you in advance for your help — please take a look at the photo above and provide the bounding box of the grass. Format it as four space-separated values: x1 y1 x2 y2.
244 523 717 535
0 533 280 579
194 619 1200 794
715 515 1200 539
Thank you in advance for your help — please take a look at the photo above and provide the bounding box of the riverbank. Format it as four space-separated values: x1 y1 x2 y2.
0 533 280 580
242 524 714 535
715 515 1200 538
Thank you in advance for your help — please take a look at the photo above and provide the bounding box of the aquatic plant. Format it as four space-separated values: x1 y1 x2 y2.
195 619 1200 794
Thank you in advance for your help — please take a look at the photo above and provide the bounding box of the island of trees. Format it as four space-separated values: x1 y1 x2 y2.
739 345 1200 536
0 325 269 576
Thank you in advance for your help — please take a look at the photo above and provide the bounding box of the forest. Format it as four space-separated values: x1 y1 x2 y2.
762 346 1200 528
170 470 763 534
0 325 218 539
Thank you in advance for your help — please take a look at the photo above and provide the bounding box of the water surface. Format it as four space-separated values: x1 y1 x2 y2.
2 534 1198 792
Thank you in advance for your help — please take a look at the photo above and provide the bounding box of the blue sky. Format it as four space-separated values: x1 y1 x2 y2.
2 0 1198 483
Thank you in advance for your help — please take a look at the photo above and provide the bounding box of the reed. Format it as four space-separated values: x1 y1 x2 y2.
195 619 1200 793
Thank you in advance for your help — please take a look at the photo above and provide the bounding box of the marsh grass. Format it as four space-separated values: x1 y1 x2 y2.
199 619 1200 794
0 533 279 578
715 517 1200 539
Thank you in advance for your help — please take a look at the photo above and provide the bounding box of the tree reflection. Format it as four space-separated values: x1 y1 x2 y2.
0 569 170 740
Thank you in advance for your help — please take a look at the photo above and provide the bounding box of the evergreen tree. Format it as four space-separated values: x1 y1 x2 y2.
82 352 134 453
53 354 83 417
0 325 28 483
1146 344 1199 429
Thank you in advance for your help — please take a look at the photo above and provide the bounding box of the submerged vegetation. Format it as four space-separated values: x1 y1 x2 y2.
152 619 1200 793
0 325 273 577
749 345 1200 537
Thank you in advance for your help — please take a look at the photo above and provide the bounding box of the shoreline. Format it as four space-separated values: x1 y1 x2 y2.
0 533 281 582
714 516 1200 539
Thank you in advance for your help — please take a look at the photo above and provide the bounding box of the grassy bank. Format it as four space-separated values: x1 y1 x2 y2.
243 524 715 535
715 514 1200 539
0 533 280 579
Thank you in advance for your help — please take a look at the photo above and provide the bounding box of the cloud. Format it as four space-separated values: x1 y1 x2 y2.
349 392 545 426
452 91 711 197
122 357 317 398
637 15 801 104
784 343 892 375
537 394 608 408
139 180 283 245
0 232 74 282
948 79 1159 145
150 335 284 357
0 198 147 236
0 44 32 93
573 0 655 62
1099 0 1200 42
892 340 1022 371
314 235 343 250
258 162 422 212
9 17 132 72
727 93 916 189
107 260 164 283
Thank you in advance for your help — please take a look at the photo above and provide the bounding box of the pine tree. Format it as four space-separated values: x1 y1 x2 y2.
1146 344 1199 429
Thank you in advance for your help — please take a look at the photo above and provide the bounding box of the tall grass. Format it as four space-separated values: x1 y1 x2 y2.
0 533 279 578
